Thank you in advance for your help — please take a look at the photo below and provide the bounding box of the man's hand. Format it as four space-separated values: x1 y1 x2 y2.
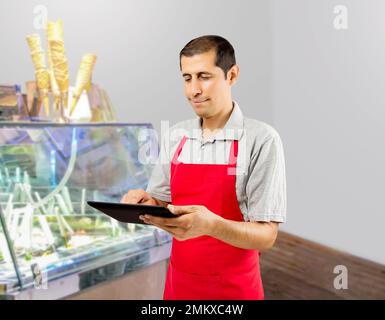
120 189 158 206
141 204 279 251
139 205 220 241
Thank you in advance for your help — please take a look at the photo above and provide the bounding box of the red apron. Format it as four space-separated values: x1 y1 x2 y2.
163 136 264 300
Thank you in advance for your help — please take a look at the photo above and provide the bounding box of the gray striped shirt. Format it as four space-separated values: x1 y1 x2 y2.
146 101 287 223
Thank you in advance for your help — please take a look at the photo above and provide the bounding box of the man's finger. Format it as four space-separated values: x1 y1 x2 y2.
121 190 144 204
120 193 131 203
126 193 142 203
145 215 180 227
145 220 180 237
167 204 195 215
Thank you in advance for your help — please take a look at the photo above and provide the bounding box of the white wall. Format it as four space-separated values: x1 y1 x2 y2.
271 0 385 264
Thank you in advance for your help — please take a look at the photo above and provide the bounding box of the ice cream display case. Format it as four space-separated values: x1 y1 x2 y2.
0 122 171 299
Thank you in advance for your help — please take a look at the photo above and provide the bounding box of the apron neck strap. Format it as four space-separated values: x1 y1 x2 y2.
171 136 188 164
228 140 238 165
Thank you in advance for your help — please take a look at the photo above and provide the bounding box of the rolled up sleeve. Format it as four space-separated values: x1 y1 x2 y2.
145 130 172 203
245 133 287 223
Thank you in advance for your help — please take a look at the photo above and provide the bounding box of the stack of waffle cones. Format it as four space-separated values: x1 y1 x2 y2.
26 19 96 119
26 34 50 115
47 20 69 110
46 23 61 111
70 54 97 116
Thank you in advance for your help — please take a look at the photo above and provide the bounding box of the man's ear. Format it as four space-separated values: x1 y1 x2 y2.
227 64 240 85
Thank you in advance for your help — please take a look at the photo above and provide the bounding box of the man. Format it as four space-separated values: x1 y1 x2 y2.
121 35 287 300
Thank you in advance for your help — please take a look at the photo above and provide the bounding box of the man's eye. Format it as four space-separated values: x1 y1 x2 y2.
184 78 191 82
201 77 210 80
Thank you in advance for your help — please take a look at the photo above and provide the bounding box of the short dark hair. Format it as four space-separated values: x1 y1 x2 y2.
179 35 236 79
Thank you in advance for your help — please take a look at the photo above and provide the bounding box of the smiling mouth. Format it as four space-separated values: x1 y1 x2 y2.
192 99 209 104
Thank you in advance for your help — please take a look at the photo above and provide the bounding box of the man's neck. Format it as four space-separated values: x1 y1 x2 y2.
201 100 234 136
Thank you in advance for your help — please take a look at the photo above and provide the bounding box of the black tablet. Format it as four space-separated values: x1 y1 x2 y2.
87 201 175 224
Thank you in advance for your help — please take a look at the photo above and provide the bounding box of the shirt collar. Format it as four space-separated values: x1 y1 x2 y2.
187 100 245 142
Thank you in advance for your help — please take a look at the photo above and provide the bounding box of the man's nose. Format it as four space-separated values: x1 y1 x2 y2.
190 79 202 96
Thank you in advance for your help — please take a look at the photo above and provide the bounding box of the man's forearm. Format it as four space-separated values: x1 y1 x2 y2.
208 216 278 251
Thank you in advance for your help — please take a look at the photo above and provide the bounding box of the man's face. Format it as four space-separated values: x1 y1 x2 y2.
181 49 234 118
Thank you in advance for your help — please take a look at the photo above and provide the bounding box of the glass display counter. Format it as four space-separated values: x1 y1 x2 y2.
0 122 171 299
